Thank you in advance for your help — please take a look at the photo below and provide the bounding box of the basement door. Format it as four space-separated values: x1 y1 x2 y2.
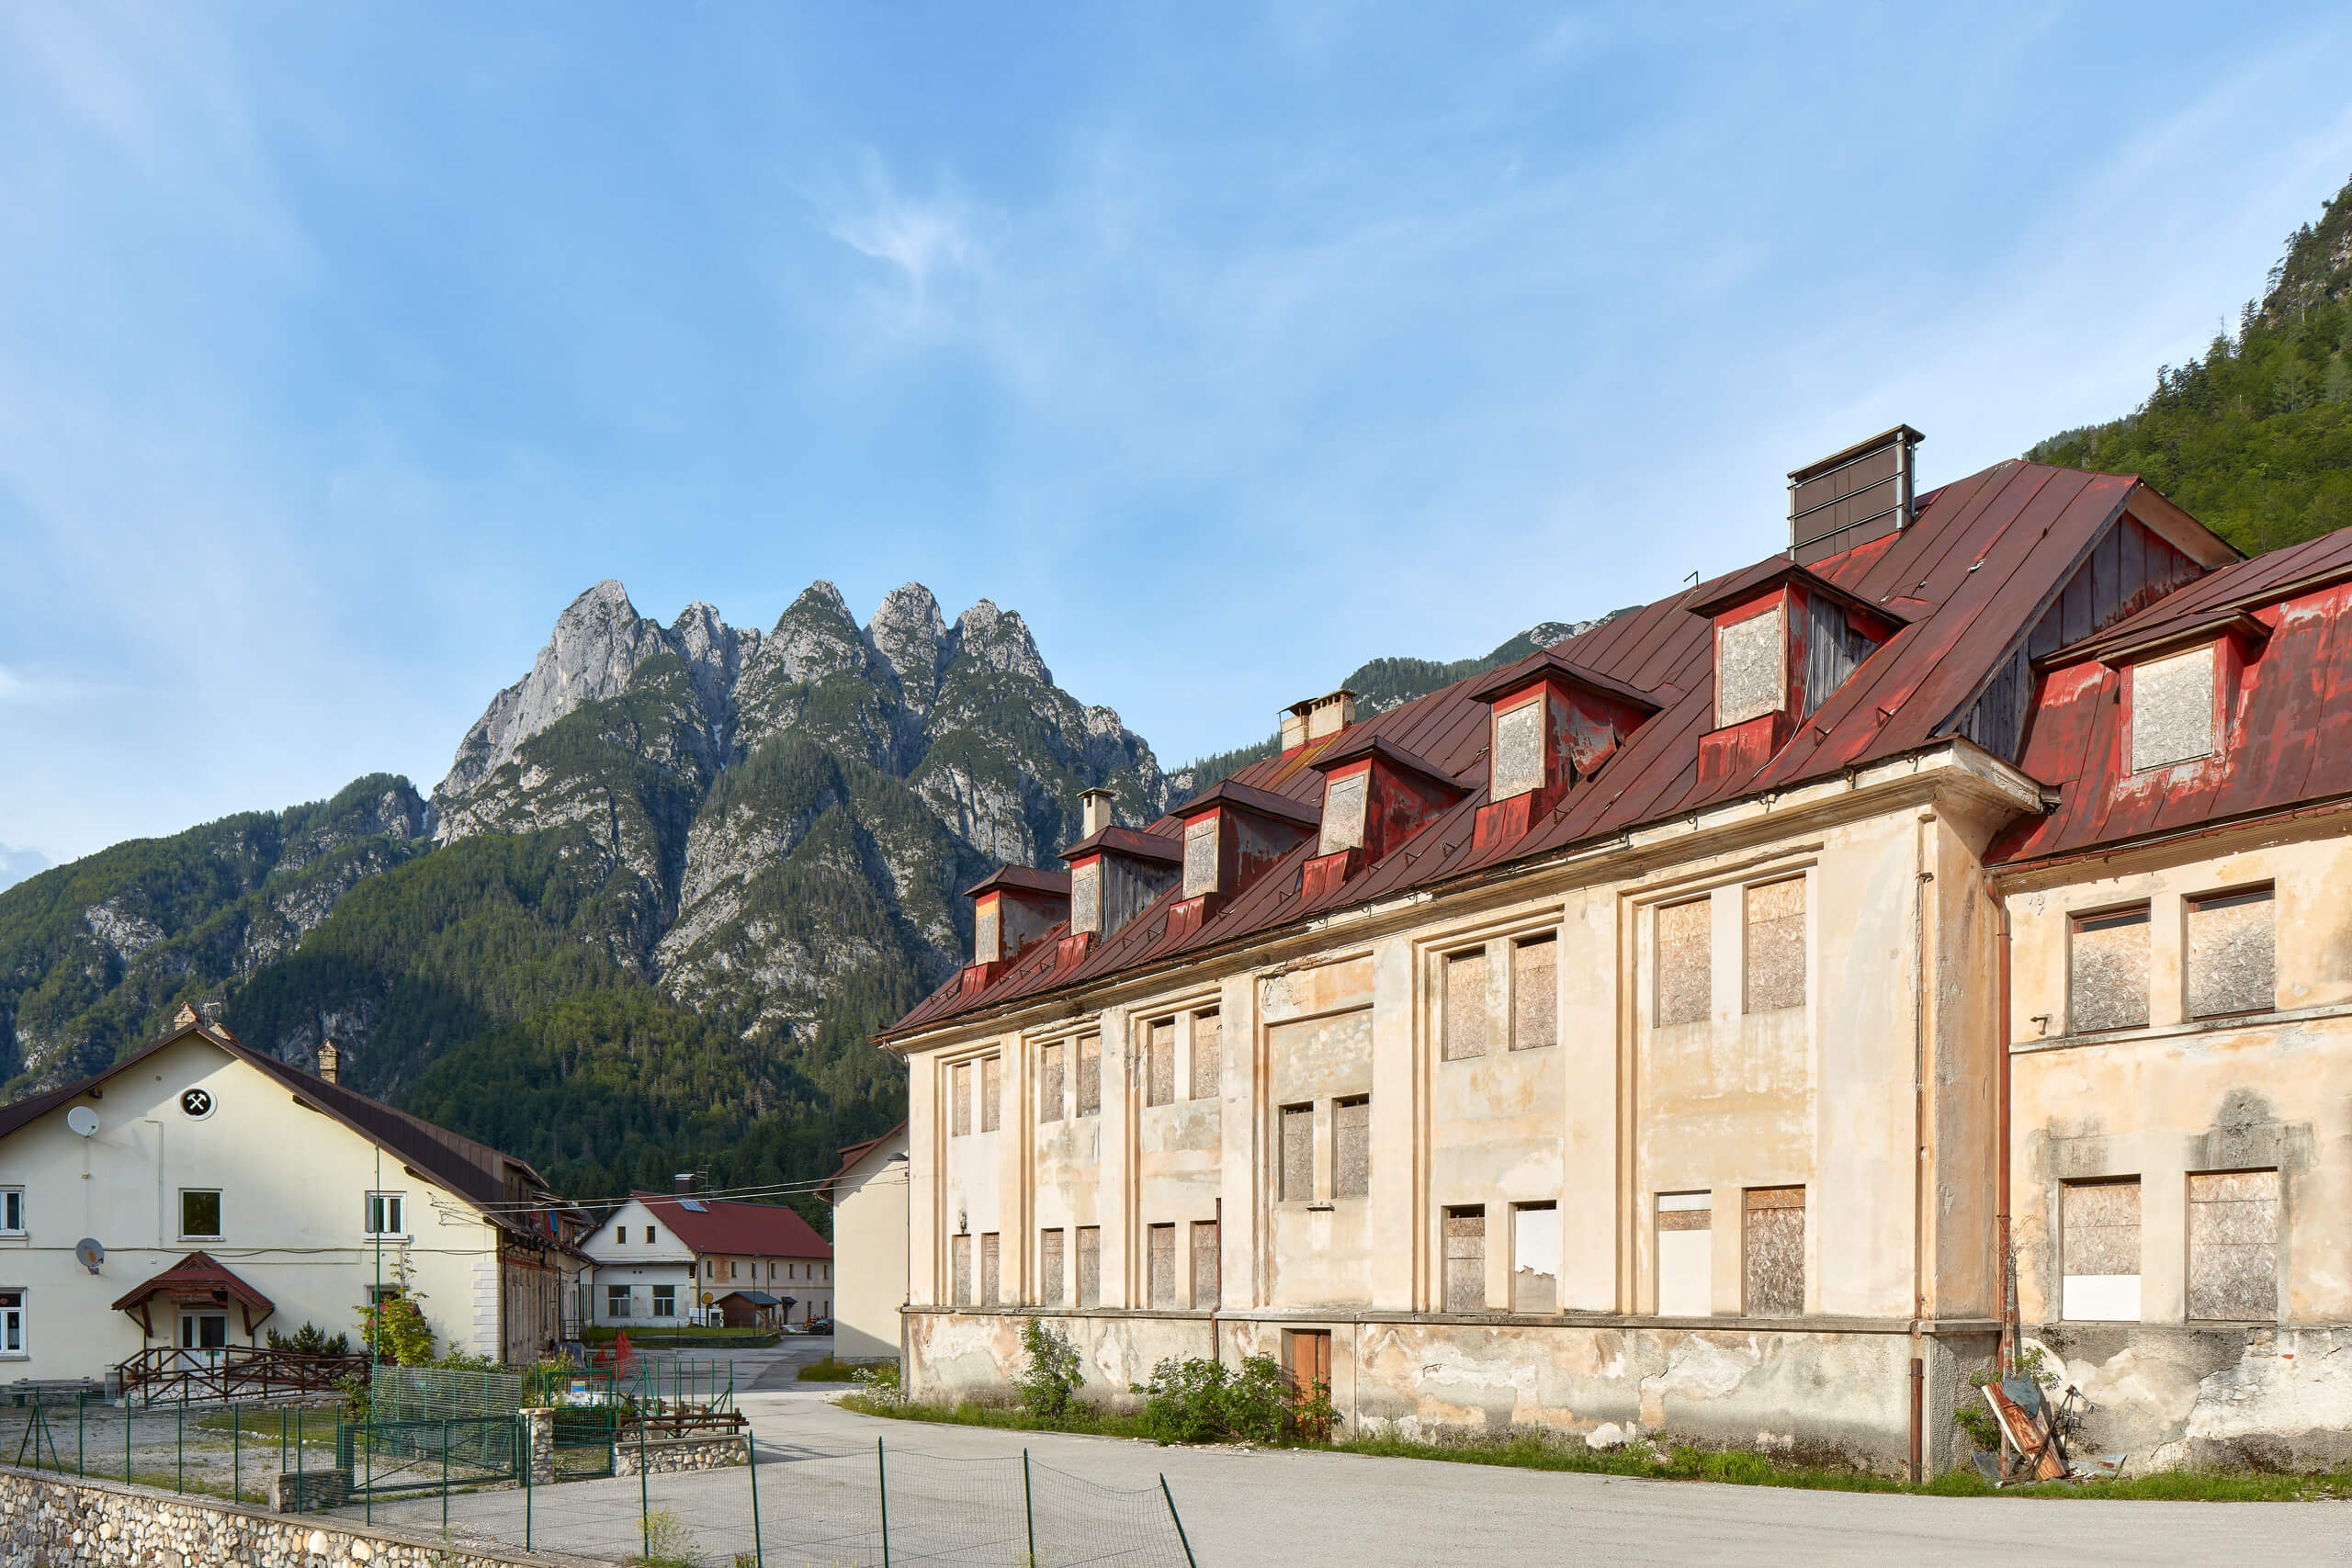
1283 1329 1332 1440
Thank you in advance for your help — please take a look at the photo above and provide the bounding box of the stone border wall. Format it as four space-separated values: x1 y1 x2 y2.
0 1465 595 1568
615 1432 747 1476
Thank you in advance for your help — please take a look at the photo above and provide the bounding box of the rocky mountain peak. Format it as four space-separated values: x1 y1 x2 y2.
952 599 1050 683
869 582 949 711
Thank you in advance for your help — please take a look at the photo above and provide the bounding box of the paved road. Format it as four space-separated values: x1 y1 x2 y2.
347 1380 2352 1566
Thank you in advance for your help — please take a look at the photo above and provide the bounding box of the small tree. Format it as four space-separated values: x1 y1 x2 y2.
1018 1319 1084 1424
356 1293 436 1366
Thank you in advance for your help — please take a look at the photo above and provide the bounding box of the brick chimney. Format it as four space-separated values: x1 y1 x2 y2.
673 1172 696 1196
316 1040 341 1085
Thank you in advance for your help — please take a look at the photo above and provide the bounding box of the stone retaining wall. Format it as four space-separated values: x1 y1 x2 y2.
615 1432 746 1476
0 1465 592 1568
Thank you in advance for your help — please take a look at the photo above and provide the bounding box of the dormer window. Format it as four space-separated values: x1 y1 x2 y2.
1490 697 1545 801
973 899 1001 963
2129 644 2216 773
1464 651 1662 852
1714 604 1785 728
1300 737 1464 899
1182 818 1218 898
1070 861 1103 934
1317 771 1369 854
961 866 1070 987
1057 826 1181 942
1165 780 1319 933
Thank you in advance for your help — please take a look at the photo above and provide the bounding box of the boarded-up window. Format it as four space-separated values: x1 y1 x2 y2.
2188 887 2275 1019
1319 772 1368 853
2062 1179 2142 1321
1491 699 1545 800
2070 908 2151 1033
1443 1207 1486 1313
1657 1193 1711 1316
1333 1096 1371 1200
951 1063 972 1137
1716 605 1784 727
1040 1228 1066 1307
1512 1202 1558 1313
1182 818 1218 898
1511 934 1556 1050
980 1055 1001 1132
1743 1187 1804 1317
951 1234 972 1307
1743 878 1805 1013
974 898 1001 964
1655 898 1711 1028
1280 1104 1315 1201
979 1233 1000 1308
1192 1220 1219 1309
1443 949 1488 1060
1191 1011 1221 1100
2188 1169 2278 1321
1076 1034 1101 1116
1071 861 1102 934
2130 644 2216 773
1148 1224 1176 1308
1147 1021 1176 1107
1038 1043 1065 1123
1076 1227 1101 1309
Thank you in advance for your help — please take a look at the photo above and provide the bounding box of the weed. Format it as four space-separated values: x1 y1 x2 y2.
632 1508 705 1567
1018 1321 1085 1424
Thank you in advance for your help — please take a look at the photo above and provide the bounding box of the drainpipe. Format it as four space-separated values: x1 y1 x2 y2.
1997 902 2016 1376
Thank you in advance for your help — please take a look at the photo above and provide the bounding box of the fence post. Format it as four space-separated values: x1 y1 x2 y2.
232 1404 240 1504
1023 1448 1036 1566
638 1409 650 1560
877 1436 889 1568
744 1428 763 1567
175 1395 184 1494
524 1414 532 1551
1160 1474 1196 1568
77 1394 85 1478
124 1393 131 1484
442 1418 450 1534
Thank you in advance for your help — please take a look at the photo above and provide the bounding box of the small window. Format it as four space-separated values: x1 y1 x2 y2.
1318 772 1368 853
1182 818 1219 898
980 1056 1001 1133
0 1291 25 1355
2130 644 2217 773
951 1235 973 1307
1442 1206 1486 1313
1076 1227 1102 1310
606 1285 631 1320
1743 878 1805 1013
365 1192 404 1236
1715 605 1785 727
1743 1187 1804 1317
180 1190 222 1240
1040 1228 1066 1307
1147 1021 1176 1107
1655 898 1711 1028
1070 861 1102 935
979 1233 1001 1308
1333 1097 1371 1200
1192 1220 1220 1310
1511 935 1556 1050
1076 1035 1102 1116
1511 1202 1558 1313
973 898 1001 964
1656 1193 1711 1316
1490 699 1545 801
651 1285 675 1318
1148 1224 1177 1307
2062 1178 2142 1321
2187 887 2275 1019
0 1190 22 1236
2188 1170 2278 1321
1280 1104 1315 1201
646 1225 657 1244
2070 907 2151 1032
1039 1043 1065 1123
1443 949 1488 1060
1190 1011 1222 1100
951 1062 973 1137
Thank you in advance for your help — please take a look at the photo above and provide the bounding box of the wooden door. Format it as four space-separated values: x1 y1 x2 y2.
1283 1329 1332 1439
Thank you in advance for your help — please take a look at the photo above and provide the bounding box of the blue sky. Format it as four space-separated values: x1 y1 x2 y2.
5 3 2351 874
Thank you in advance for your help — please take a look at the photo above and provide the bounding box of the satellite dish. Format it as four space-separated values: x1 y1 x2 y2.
66 1106 99 1137
74 1238 104 1275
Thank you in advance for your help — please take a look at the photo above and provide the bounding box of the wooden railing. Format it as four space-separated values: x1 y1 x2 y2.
114 1346 370 1404
621 1404 748 1440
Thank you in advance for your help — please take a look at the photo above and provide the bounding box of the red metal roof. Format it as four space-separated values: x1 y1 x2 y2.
886 460 2266 1039
633 1190 831 1259
112 1250 276 1334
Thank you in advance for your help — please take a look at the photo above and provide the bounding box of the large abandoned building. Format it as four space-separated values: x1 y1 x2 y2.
876 428 2352 1473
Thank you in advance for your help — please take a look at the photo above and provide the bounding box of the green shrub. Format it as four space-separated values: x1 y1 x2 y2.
1130 1354 1296 1444
267 1322 352 1359
1018 1320 1084 1423
632 1509 704 1567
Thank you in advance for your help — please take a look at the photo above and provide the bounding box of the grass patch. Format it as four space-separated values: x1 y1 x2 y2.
837 1395 2352 1500
797 1357 891 1382
584 1325 780 1348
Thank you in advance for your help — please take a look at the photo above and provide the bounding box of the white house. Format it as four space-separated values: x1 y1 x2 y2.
820 1123 907 1362
0 1008 585 1387
582 1182 833 1329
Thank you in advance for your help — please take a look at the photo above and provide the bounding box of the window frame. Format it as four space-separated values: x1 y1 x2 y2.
2067 902 2154 1035
178 1189 223 1242
363 1190 406 1238
0 1188 23 1237
0 1289 23 1357
2125 641 2221 774
651 1284 676 1318
605 1284 632 1321
2184 885 2277 1021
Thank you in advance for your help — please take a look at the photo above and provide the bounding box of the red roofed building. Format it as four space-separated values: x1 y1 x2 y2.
581 1179 833 1329
876 426 2352 1475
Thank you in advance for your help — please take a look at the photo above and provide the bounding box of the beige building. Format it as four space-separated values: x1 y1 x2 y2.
822 1123 910 1362
877 430 2352 1473
0 1009 583 1386
580 1183 833 1329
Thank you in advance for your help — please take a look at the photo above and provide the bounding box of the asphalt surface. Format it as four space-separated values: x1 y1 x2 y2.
340 1342 2352 1567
